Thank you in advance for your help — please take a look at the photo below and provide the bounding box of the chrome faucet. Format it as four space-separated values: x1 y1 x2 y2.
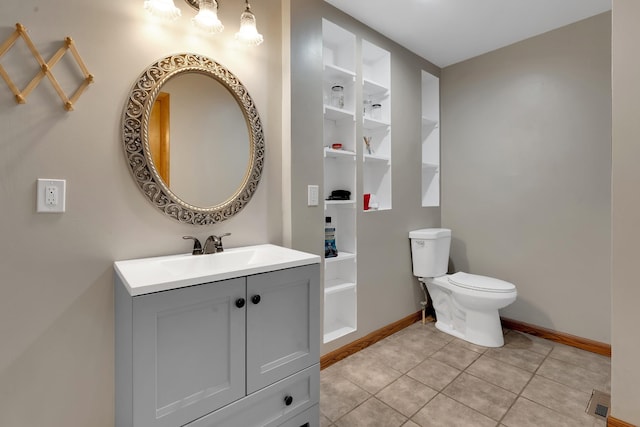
203 233 231 254
183 236 203 255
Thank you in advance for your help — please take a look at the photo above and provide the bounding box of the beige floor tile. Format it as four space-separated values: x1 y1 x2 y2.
442 372 517 421
503 331 554 356
521 375 594 424
548 343 611 374
484 345 546 372
376 375 438 417
330 349 403 394
451 336 489 354
466 354 533 394
334 397 407 427
537 356 610 394
411 393 497 427
320 413 333 427
432 341 482 370
364 339 426 373
406 358 461 391
502 397 587 427
393 328 449 355
399 321 455 345
320 325 611 427
320 369 370 421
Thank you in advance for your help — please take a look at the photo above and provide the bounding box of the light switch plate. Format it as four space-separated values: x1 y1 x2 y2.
37 179 66 213
308 185 319 206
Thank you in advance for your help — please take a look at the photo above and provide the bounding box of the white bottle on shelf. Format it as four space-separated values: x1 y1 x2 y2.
324 216 338 258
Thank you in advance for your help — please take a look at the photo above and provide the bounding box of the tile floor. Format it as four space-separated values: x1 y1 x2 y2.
320 321 610 427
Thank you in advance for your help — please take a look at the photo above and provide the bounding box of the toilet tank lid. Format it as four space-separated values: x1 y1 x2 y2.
448 272 516 292
409 228 451 239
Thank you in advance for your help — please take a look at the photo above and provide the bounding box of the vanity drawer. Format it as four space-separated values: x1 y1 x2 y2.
278 404 319 427
186 364 319 427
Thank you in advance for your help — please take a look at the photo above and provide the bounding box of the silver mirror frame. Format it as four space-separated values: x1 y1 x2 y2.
122 53 264 225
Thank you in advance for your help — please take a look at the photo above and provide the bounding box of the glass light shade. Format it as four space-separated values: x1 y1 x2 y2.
192 0 224 34
234 5 264 46
143 0 181 20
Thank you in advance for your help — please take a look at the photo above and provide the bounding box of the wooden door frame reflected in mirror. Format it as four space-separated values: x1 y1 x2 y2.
149 92 170 186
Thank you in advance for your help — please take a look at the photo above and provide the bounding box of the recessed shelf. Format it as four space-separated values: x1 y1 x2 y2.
323 63 356 84
422 162 439 170
324 147 356 159
324 251 356 264
323 326 357 343
324 105 355 122
324 199 356 207
363 78 388 96
323 19 358 345
363 117 390 130
324 279 356 294
422 70 440 208
422 117 438 129
364 153 390 164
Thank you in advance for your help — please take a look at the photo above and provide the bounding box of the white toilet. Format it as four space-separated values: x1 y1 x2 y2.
409 228 517 347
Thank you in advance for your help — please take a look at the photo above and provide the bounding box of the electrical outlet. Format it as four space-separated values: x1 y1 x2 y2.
37 179 66 213
45 185 58 206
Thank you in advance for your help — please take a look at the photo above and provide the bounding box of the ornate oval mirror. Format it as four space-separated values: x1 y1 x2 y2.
122 53 264 225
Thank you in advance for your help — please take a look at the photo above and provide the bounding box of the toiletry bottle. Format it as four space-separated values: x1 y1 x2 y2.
325 216 338 258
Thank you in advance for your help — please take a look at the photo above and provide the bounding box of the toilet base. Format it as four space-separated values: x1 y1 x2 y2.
424 276 512 348
433 308 505 348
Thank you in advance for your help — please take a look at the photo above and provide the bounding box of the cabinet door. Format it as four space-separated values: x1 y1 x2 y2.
246 264 320 393
132 278 246 427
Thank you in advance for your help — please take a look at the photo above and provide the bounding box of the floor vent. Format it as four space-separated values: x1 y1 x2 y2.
586 389 610 419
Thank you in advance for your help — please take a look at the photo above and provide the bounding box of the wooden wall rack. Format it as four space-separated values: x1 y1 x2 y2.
0 23 94 111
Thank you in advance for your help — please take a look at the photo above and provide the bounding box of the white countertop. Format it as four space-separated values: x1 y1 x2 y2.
114 244 320 296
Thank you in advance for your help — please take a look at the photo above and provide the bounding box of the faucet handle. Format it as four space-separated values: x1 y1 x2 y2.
183 236 203 255
215 233 231 252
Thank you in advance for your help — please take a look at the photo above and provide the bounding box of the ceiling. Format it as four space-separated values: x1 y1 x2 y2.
324 0 611 67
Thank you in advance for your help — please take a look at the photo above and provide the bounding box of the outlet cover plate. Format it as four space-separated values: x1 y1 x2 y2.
37 179 66 213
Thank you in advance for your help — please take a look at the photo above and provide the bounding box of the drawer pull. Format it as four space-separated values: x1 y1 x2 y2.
235 298 246 308
284 395 293 406
251 294 261 304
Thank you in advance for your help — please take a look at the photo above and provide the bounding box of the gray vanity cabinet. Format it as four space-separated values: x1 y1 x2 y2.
116 263 320 427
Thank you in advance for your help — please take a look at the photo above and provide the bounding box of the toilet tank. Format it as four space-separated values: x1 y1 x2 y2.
409 228 452 278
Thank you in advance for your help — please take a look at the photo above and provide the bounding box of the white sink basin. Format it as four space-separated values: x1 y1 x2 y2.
115 244 320 296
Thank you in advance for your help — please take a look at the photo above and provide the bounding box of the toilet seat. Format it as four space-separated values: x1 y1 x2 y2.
447 272 515 293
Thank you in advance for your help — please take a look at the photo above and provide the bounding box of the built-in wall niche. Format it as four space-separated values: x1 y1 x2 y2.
322 19 358 344
322 20 356 116
362 39 391 212
421 70 440 207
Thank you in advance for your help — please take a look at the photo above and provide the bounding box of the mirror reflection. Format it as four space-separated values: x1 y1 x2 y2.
149 73 249 208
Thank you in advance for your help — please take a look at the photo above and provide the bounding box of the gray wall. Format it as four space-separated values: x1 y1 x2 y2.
0 1 283 425
611 0 640 423
287 0 442 353
441 13 611 343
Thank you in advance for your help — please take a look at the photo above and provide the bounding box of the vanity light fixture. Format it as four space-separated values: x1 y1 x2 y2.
143 0 181 20
191 0 224 34
234 0 264 46
144 0 263 45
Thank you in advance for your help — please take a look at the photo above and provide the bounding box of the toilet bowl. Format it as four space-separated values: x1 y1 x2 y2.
409 229 517 347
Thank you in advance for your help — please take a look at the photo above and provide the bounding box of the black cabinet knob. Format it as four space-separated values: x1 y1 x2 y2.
284 395 293 406
251 294 261 304
235 298 245 308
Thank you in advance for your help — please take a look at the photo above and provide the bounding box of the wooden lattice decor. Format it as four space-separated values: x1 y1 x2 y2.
0 23 94 111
